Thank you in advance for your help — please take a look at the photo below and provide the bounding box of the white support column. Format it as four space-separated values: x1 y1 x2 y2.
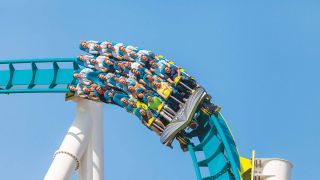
44 99 95 180
90 102 104 180
78 141 93 180
78 101 104 180
91 102 104 180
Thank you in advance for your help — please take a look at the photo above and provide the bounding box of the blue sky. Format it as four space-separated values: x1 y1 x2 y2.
0 0 319 179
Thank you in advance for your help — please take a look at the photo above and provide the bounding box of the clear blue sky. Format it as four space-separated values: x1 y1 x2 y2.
0 0 319 179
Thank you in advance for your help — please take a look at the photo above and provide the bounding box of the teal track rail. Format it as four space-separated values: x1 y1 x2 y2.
188 112 241 180
0 58 79 94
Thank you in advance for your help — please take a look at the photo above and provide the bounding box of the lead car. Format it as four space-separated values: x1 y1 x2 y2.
160 86 221 151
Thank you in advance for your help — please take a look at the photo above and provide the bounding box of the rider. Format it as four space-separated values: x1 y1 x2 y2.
89 56 108 72
135 108 166 137
152 81 185 112
79 40 99 55
105 42 118 57
77 55 95 68
113 93 130 108
73 68 93 86
163 64 197 92
146 93 176 122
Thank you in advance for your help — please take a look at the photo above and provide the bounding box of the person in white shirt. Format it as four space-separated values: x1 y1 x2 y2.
125 45 139 61
105 43 118 57
89 56 108 72
114 43 126 60
77 55 95 68
73 68 93 86
131 62 143 70
79 40 99 55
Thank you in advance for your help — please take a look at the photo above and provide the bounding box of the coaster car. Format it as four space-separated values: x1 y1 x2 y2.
160 87 207 144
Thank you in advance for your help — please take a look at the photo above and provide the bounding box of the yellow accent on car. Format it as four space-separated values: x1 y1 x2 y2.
174 76 181 85
157 82 173 100
65 92 75 101
146 117 155 127
200 107 210 115
157 55 164 59
157 103 164 113
136 101 148 110
163 89 171 98
176 136 188 145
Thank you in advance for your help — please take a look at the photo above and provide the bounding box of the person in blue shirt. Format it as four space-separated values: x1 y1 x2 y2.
163 64 197 95
163 65 180 83
113 62 130 77
126 98 138 113
103 90 115 104
113 93 130 108
135 88 146 102
123 61 132 74
149 59 168 79
102 58 116 74
116 76 130 94
106 73 118 87
104 89 124 104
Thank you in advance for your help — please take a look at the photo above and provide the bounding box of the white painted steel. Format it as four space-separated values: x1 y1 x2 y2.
78 141 93 180
254 158 293 180
90 102 104 180
79 101 104 180
44 99 95 180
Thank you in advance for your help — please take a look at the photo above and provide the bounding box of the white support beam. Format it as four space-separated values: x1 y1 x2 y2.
44 99 104 180
78 101 104 180
90 102 104 180
78 140 93 180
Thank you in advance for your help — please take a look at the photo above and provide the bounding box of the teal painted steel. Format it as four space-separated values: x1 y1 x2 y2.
188 144 202 180
0 58 77 64
188 112 241 180
0 58 78 94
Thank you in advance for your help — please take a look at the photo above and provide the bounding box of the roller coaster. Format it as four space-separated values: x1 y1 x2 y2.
0 41 291 180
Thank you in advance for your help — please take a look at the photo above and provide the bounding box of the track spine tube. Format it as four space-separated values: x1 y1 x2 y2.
210 114 241 180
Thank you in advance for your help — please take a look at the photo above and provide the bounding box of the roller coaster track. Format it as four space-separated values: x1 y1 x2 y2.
0 58 78 93
0 58 242 180
188 112 241 180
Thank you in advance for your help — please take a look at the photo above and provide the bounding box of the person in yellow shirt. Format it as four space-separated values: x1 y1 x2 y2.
152 81 185 112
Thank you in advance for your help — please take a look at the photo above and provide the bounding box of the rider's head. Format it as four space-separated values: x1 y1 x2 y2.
164 66 171 74
73 73 82 79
